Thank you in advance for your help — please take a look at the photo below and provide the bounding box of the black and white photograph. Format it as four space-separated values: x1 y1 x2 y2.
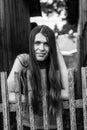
0 0 87 130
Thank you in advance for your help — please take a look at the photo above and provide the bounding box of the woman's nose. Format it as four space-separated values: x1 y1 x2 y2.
39 43 44 50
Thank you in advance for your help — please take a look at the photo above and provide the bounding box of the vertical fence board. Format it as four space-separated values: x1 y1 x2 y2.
1 68 87 130
68 69 77 130
27 70 35 130
81 67 87 130
15 72 23 130
1 72 10 130
56 109 63 130
40 69 49 130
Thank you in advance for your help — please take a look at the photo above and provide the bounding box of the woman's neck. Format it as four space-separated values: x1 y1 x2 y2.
38 58 50 69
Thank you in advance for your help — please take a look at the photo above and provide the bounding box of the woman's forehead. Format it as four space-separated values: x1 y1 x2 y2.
34 33 48 42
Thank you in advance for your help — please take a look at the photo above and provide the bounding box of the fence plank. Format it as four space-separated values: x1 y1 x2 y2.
81 67 87 130
1 72 10 130
15 72 23 130
0 99 85 113
2 68 87 130
68 69 77 130
27 70 35 130
40 69 49 130
56 109 63 130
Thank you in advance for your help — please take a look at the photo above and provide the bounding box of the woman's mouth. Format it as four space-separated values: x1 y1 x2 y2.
36 53 46 56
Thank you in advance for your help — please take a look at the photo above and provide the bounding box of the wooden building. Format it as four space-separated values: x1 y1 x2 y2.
79 0 87 66
0 0 41 74
76 0 87 98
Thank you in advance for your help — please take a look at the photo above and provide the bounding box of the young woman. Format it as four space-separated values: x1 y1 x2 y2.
7 25 69 115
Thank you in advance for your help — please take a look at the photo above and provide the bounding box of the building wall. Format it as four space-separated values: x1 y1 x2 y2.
0 0 40 73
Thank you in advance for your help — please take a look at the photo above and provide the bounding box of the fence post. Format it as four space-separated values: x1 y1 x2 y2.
81 67 87 130
40 69 49 130
27 70 36 130
68 69 77 130
15 72 23 130
1 72 10 130
56 109 63 130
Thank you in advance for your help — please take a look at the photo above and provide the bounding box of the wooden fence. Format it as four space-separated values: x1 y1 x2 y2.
0 68 87 130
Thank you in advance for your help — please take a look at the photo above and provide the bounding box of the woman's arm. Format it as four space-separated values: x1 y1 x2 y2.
56 43 69 99
7 54 29 93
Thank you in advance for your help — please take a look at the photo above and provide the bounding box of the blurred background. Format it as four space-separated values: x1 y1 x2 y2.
0 0 79 72
30 0 79 69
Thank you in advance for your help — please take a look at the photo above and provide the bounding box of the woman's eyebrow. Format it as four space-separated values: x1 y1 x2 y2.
34 41 41 43
35 39 47 42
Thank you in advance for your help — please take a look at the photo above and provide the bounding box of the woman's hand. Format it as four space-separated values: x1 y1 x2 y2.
9 92 26 103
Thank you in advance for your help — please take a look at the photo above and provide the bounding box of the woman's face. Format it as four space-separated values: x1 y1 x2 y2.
34 33 50 61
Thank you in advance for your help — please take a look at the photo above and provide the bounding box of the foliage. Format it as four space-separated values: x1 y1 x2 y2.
40 0 66 16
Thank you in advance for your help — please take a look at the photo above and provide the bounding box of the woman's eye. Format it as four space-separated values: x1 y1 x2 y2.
44 42 48 46
35 41 41 45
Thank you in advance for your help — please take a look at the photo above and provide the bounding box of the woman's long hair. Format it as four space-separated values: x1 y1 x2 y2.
29 25 62 115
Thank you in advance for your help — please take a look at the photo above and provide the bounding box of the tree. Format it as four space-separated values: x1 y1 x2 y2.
41 0 66 16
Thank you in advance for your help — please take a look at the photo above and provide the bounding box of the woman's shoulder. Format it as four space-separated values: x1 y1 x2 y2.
17 53 29 59
17 53 30 68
